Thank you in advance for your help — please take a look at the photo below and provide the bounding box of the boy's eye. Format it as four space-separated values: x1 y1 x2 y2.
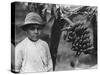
37 28 41 30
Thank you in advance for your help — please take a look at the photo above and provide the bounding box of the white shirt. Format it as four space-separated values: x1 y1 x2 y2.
15 37 53 73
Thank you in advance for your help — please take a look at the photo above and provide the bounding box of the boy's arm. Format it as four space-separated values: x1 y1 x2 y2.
45 43 53 71
14 44 23 73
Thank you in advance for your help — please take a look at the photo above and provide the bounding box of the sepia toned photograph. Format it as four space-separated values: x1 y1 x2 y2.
11 2 97 73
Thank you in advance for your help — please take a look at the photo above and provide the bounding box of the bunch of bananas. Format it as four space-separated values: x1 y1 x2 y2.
63 22 94 56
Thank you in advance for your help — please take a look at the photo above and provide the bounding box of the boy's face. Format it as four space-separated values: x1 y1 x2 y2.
26 25 41 42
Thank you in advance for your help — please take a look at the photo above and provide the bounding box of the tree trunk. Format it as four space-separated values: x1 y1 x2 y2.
50 18 66 70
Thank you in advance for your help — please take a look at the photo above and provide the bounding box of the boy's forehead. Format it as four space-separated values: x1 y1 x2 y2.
23 23 43 31
28 24 41 29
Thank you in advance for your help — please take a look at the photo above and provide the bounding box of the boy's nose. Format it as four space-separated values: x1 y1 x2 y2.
34 29 38 33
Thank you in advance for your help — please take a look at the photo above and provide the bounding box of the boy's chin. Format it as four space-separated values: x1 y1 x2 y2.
32 39 39 42
29 38 39 42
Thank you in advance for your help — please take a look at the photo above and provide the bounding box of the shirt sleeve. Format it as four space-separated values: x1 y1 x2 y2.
45 43 53 71
14 43 24 73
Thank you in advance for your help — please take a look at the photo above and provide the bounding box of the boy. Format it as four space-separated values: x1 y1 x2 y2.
14 12 53 73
